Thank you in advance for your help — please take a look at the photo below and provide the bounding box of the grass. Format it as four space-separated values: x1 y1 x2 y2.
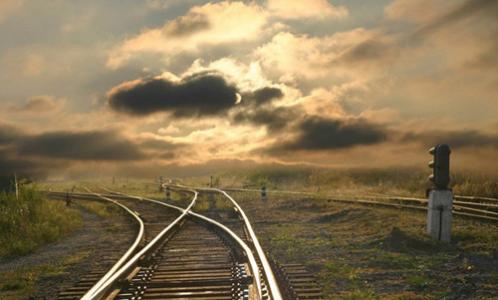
204 167 498 198
0 187 82 258
0 250 90 299
229 189 498 299
79 200 119 218
35 172 498 299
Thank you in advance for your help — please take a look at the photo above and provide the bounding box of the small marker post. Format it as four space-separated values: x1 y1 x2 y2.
159 176 164 192
165 186 171 201
14 173 19 201
261 185 267 202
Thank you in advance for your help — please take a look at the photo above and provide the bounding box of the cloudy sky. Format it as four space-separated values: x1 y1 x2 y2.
1 0 497 179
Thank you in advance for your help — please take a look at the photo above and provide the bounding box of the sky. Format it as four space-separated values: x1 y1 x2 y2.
0 0 497 179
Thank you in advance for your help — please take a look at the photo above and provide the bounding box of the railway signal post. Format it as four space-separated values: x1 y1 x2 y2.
427 144 453 242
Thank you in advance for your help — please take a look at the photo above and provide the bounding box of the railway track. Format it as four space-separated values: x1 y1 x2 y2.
44 183 495 300
222 188 498 223
47 191 147 300
183 187 324 300
47 186 324 300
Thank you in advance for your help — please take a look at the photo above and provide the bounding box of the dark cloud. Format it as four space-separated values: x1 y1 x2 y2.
16 130 145 161
0 149 50 178
272 117 388 151
340 39 393 63
0 148 55 190
232 107 296 132
415 0 498 36
159 151 176 159
139 138 184 151
339 0 498 68
466 40 498 71
242 87 284 106
11 96 61 113
164 14 210 37
0 123 21 145
402 130 498 148
108 72 239 117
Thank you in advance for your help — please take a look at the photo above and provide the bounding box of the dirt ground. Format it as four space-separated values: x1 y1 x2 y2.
232 191 498 300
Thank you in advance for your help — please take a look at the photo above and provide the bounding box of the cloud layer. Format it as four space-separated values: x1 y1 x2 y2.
273 117 388 151
1 0 498 178
108 72 239 117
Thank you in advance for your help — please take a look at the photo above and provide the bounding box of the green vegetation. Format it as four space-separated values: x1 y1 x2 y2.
79 201 119 218
0 250 90 299
35 174 498 299
230 190 498 299
219 167 498 198
0 187 82 258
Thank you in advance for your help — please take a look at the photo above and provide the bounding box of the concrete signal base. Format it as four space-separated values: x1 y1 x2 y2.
427 189 453 242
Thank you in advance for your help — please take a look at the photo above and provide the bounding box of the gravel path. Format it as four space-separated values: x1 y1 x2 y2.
0 202 136 299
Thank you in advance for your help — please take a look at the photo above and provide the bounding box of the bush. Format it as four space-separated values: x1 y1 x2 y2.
0 187 82 258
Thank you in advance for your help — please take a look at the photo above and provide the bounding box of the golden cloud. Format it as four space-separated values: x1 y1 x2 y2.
267 0 348 20
107 1 269 69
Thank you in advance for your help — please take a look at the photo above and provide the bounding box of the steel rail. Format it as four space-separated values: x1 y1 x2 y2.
223 187 314 196
453 204 498 217
45 190 146 300
79 188 146 300
222 187 498 205
192 186 284 300
105 187 265 300
223 188 497 222
454 195 498 204
81 187 198 300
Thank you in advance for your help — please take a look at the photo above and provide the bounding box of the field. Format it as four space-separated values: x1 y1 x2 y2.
11 167 498 299
205 167 498 198
60 168 497 300
232 191 498 299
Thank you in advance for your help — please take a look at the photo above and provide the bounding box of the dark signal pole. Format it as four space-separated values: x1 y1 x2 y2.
427 144 453 242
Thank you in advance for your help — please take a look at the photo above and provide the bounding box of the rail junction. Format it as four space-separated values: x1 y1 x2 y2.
46 185 324 300
44 182 496 300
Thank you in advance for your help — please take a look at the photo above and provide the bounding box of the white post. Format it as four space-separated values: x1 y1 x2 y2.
427 189 453 242
14 173 19 201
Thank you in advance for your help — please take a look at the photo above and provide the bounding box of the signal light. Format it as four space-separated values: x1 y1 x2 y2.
428 144 451 190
